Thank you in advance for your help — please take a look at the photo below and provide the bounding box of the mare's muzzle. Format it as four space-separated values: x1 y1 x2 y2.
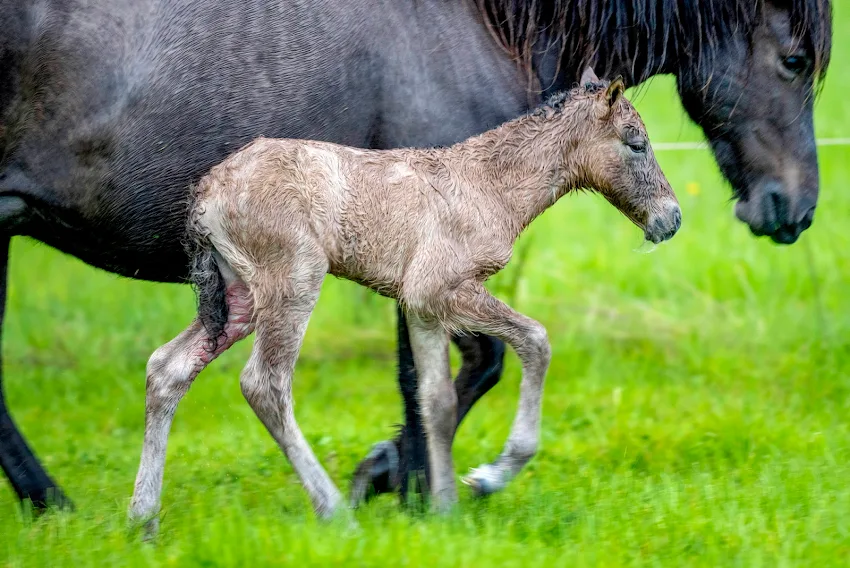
734 180 816 245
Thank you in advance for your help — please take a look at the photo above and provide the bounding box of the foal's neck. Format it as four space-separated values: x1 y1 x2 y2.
458 112 588 240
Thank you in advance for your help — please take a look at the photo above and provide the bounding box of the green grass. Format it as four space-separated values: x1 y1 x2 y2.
3 12 850 568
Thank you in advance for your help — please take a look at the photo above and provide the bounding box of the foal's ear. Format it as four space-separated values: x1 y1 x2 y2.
606 76 625 108
580 66 599 86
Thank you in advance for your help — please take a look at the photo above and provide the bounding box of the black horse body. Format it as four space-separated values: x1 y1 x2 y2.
0 0 832 507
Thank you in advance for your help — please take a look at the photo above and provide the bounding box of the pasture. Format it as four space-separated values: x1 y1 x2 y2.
2 10 850 568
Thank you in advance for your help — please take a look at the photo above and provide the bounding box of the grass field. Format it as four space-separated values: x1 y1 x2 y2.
3 12 850 568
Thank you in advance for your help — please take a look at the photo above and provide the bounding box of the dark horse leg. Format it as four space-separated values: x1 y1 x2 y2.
350 305 505 505
0 233 72 511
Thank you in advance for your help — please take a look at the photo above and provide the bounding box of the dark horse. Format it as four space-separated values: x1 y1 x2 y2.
0 0 832 510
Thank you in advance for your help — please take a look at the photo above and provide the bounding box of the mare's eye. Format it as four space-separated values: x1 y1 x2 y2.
626 140 647 154
780 54 809 79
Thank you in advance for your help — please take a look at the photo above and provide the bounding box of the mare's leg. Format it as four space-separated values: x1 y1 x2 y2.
350 308 428 505
129 283 254 533
393 307 429 501
449 284 551 496
239 262 342 518
405 313 457 512
0 232 72 510
453 333 507 424
350 307 505 506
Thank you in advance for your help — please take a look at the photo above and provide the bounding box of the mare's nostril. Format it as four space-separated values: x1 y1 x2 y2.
763 187 787 232
800 205 815 231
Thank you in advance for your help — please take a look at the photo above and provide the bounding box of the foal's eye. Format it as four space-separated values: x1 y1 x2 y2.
780 54 809 79
626 140 647 154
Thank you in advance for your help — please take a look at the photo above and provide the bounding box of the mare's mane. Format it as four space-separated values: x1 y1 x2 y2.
471 0 832 84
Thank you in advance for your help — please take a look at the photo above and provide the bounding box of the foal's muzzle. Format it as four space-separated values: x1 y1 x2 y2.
644 201 682 244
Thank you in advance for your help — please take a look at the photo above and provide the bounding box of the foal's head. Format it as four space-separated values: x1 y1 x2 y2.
553 68 681 244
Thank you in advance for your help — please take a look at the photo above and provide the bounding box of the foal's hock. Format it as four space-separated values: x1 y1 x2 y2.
130 70 680 529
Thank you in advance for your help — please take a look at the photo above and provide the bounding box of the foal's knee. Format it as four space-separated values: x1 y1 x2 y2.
520 323 551 372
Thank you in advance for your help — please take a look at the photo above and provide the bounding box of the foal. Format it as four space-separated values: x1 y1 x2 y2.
130 71 681 527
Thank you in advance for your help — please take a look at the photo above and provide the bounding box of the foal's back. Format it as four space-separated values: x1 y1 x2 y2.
197 137 497 296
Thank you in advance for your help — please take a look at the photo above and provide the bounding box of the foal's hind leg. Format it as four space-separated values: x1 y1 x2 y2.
446 283 551 496
129 284 254 533
239 261 343 518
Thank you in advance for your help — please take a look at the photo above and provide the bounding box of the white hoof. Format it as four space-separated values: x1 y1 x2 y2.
461 464 507 496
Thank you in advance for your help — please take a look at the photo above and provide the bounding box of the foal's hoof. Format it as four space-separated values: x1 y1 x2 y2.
128 514 160 542
350 440 400 507
461 464 507 496
430 489 459 515
326 507 362 535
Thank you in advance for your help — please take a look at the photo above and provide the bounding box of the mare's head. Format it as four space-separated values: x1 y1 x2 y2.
675 0 832 244
556 68 680 244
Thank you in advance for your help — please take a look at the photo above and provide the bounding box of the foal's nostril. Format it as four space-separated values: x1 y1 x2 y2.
673 207 682 231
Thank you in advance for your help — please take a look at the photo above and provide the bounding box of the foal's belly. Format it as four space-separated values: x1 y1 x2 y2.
328 260 404 300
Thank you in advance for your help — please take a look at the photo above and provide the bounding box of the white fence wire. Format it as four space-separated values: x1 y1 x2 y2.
652 138 850 152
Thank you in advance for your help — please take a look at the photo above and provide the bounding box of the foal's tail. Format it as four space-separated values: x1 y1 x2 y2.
186 211 229 352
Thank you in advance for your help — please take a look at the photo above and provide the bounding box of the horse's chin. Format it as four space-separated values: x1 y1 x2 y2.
765 225 802 245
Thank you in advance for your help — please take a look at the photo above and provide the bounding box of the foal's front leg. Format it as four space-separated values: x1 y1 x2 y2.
448 283 551 496
349 310 505 507
405 313 457 511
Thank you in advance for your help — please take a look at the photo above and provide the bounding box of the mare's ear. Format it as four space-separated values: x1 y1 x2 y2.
606 76 625 108
580 66 599 86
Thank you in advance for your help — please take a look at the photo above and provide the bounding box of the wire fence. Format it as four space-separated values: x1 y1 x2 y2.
652 138 850 152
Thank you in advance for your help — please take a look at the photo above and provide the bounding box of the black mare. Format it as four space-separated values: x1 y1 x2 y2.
0 0 831 509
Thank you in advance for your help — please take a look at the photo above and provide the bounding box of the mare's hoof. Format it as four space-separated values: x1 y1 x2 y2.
22 487 74 515
461 464 507 497
350 440 400 507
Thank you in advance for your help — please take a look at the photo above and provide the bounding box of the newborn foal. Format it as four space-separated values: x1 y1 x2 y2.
130 69 681 528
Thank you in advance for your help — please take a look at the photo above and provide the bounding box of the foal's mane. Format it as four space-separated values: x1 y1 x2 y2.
531 80 604 116
471 0 832 84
